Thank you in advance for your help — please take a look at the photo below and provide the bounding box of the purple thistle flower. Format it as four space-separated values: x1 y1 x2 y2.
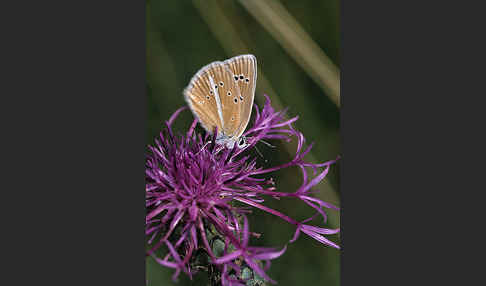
146 95 340 285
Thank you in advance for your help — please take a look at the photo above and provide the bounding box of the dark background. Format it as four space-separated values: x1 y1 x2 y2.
146 0 341 285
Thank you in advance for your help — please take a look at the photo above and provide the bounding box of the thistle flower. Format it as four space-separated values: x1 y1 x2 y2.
146 95 340 285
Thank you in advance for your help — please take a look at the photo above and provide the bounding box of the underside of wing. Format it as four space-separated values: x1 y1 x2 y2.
183 61 243 137
183 62 224 134
224 54 257 138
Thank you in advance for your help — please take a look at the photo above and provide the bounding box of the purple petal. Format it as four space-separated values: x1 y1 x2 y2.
301 228 340 249
150 254 178 269
165 240 182 264
290 227 301 243
252 245 287 260
245 258 276 284
213 249 243 264
190 225 198 249
167 106 188 127
242 215 249 247
301 225 340 235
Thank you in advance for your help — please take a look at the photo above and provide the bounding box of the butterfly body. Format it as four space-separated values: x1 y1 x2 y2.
183 54 257 149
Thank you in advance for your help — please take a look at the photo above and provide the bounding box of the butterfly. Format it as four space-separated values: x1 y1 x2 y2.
183 54 257 149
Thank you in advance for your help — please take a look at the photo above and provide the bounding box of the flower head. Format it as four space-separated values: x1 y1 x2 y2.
146 95 339 284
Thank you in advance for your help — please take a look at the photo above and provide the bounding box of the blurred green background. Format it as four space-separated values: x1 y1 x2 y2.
146 0 340 285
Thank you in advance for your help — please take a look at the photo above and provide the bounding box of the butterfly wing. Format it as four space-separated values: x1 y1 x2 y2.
184 61 224 134
224 54 257 138
183 61 243 137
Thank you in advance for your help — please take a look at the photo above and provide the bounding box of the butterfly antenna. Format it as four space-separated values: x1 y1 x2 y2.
260 139 276 148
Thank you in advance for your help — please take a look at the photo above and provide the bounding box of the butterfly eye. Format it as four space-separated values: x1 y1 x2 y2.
214 85 218 89
245 78 249 83
240 96 244 101
227 91 231 96
234 76 238 81
209 90 213 94
233 98 238 104
206 96 210 100
231 117 235 121
239 75 244 80
219 82 224 86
